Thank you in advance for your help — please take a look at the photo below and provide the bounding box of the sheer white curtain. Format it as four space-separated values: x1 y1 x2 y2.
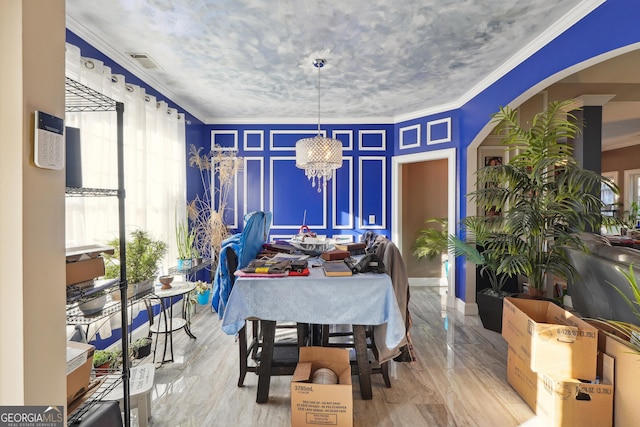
65 43 186 271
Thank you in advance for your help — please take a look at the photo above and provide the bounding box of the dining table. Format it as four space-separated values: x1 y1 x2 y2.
221 263 406 403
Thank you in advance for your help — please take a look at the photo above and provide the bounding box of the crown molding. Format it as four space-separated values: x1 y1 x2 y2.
66 15 208 123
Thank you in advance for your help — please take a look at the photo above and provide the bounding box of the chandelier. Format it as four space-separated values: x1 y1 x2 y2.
295 58 343 192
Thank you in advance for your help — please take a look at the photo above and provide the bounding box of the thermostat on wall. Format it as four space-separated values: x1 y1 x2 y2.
34 110 65 170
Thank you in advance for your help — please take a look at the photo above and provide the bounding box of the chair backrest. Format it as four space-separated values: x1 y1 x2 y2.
236 211 273 269
211 211 272 317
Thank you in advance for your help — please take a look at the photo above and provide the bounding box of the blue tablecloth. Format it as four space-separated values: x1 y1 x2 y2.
221 267 406 351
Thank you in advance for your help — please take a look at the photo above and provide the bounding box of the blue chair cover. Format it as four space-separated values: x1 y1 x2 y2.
211 211 272 318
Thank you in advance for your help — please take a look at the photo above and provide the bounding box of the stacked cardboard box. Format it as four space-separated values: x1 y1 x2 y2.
502 297 614 427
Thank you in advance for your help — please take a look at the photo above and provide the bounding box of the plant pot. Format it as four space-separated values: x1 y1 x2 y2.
94 362 111 377
197 289 211 305
177 258 193 270
78 293 107 315
476 289 513 333
133 338 152 359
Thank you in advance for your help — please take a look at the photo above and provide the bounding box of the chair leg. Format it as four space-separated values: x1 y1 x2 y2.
381 361 391 388
250 319 260 359
256 320 276 403
353 325 372 400
297 323 309 347
238 322 248 387
321 324 329 346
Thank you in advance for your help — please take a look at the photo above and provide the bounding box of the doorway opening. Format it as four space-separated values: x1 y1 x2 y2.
392 148 457 309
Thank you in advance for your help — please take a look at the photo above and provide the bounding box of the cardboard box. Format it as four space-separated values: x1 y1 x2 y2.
507 346 614 427
66 341 95 405
502 297 598 380
291 347 353 427
66 244 114 262
586 319 640 427
66 256 105 285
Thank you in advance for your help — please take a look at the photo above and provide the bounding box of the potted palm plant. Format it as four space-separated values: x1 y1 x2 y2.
461 100 619 302
413 218 449 280
448 216 516 332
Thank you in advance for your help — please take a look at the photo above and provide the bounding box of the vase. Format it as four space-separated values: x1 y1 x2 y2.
197 289 211 305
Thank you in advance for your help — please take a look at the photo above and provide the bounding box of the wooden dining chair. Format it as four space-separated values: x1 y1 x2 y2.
237 319 308 387
320 324 391 388
216 232 308 389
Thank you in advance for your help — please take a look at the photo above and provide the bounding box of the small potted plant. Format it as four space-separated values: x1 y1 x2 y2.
130 337 153 359
92 349 119 376
175 209 197 270
195 280 211 305
103 229 168 299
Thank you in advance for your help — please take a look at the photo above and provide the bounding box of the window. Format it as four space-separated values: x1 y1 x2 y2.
624 169 640 212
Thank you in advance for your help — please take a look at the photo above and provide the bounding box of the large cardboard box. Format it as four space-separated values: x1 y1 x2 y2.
507 346 614 427
586 319 640 427
502 297 598 380
66 341 95 405
66 256 105 285
291 347 353 427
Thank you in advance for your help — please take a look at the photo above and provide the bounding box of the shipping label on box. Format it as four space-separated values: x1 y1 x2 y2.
291 347 353 427
66 342 95 405
502 297 598 380
536 353 614 427
507 346 614 427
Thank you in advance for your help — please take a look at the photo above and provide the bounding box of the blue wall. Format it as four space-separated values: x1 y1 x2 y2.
207 123 394 241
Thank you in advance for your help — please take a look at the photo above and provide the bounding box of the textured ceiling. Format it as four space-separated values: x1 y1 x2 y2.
66 0 594 123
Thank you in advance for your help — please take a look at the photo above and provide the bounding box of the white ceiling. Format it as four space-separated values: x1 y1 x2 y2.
66 0 596 123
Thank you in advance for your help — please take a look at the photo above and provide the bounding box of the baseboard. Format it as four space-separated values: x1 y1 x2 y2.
409 277 444 287
455 297 478 315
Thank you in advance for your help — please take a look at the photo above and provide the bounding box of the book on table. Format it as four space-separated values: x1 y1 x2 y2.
322 260 353 277
334 242 366 255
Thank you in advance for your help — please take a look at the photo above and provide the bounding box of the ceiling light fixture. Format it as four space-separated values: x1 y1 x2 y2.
295 58 343 192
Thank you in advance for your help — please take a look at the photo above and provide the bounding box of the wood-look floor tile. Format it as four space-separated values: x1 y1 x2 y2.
127 287 540 427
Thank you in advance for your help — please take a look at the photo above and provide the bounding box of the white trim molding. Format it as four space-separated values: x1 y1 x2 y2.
358 130 386 151
243 130 264 151
243 157 265 215
392 148 457 310
211 130 239 150
332 157 354 229
269 156 327 229
270 129 325 151
332 130 354 151
426 117 452 145
358 156 386 229
399 124 421 150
